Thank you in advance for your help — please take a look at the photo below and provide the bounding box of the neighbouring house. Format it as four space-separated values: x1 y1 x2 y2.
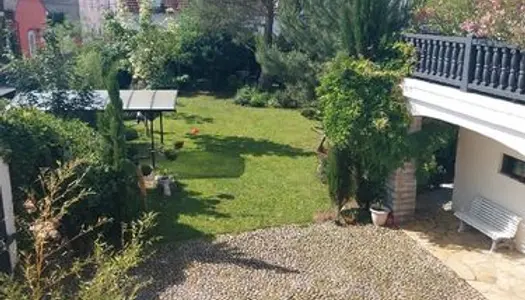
392 33 525 253
79 0 189 36
43 0 80 24
4 0 47 57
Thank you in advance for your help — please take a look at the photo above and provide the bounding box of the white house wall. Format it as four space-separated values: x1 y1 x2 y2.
404 78 525 157
404 78 525 253
0 158 17 269
453 128 525 253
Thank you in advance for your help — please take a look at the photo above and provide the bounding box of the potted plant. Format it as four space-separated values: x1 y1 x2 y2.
140 164 155 181
370 200 390 227
156 169 175 197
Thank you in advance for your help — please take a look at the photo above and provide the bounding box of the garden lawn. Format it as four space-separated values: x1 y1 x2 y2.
131 94 330 242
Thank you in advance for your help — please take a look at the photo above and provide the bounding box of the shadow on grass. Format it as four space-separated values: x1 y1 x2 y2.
188 134 314 157
177 89 236 99
147 181 230 242
174 112 214 124
162 151 245 179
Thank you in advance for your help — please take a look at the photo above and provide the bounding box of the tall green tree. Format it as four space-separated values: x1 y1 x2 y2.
327 145 355 221
190 0 278 47
98 66 143 248
5 23 93 118
256 0 413 99
101 66 127 169
318 52 413 209
279 0 413 60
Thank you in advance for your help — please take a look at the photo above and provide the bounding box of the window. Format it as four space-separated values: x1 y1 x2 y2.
27 30 37 57
500 154 525 183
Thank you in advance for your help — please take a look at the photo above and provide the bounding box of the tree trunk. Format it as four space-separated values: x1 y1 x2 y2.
263 1 274 47
258 0 275 89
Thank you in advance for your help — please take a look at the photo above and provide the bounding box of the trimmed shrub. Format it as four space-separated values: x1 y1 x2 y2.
234 86 257 106
141 164 153 176
301 108 318 120
0 108 103 206
164 148 178 161
124 127 139 141
249 92 270 108
174 140 185 150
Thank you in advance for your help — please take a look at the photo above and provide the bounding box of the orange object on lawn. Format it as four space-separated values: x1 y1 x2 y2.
190 128 200 135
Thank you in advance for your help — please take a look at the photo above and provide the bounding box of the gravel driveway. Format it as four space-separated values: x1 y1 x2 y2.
137 223 484 300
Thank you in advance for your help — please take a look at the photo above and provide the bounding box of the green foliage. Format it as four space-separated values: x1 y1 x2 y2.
163 148 179 161
74 46 105 89
0 98 9 112
318 54 413 208
0 167 157 300
234 86 258 106
256 0 414 108
124 127 139 141
249 92 271 108
4 24 93 118
76 213 157 300
140 164 153 177
97 68 143 245
327 146 355 217
189 0 277 46
174 141 185 150
411 0 476 35
0 109 102 207
93 7 257 91
300 108 319 120
412 119 458 189
100 67 127 169
233 86 273 108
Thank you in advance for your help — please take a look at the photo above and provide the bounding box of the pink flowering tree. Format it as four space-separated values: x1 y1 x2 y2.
413 0 525 47
462 0 525 47
411 0 476 35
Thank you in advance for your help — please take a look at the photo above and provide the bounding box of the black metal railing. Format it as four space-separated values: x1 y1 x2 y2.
403 33 525 103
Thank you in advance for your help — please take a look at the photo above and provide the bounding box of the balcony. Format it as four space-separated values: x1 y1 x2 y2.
403 33 525 104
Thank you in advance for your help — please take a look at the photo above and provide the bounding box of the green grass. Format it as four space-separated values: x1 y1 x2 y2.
130 94 330 242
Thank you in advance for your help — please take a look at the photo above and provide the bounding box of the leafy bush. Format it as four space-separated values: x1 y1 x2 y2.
411 0 476 35
0 108 143 251
462 0 525 47
234 86 257 106
327 146 355 222
124 127 139 141
174 141 185 150
233 86 272 108
141 164 153 177
318 53 413 209
249 92 270 108
0 160 157 299
0 109 103 207
164 148 178 161
272 89 300 108
300 108 318 120
0 98 8 111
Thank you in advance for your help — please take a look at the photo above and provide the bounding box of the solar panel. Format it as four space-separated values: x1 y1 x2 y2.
11 90 178 112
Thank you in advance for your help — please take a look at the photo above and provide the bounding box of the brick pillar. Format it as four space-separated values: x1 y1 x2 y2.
386 117 422 224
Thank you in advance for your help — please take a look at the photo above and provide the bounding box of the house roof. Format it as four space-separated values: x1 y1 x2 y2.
11 90 178 111
0 87 16 98
3 0 18 11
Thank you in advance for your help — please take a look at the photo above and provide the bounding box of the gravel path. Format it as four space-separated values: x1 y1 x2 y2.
137 223 485 300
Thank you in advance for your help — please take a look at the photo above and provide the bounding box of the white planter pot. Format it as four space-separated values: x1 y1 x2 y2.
156 176 172 196
370 207 390 227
